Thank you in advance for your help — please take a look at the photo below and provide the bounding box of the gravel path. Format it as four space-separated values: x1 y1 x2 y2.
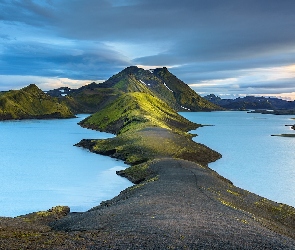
51 158 295 249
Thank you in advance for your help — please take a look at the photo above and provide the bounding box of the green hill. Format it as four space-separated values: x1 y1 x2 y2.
79 92 199 135
77 91 220 167
0 84 74 120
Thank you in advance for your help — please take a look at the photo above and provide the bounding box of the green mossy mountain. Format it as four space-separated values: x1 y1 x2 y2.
0 84 74 120
96 66 221 111
57 66 221 113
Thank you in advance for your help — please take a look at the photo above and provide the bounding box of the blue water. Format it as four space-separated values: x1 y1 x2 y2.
181 111 295 207
0 114 132 217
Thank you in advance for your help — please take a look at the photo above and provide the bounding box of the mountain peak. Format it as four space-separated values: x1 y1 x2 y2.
22 83 40 92
99 66 221 111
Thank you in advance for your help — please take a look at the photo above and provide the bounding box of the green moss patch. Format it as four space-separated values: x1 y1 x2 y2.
77 126 221 167
80 92 199 134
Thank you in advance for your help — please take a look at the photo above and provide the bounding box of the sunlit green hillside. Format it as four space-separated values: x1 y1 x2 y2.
80 91 199 134
0 84 74 120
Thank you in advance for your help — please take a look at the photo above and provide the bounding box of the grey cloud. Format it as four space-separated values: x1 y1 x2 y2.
241 79 295 90
1 0 295 97
3 0 295 59
0 40 130 79
0 0 54 26
168 51 295 84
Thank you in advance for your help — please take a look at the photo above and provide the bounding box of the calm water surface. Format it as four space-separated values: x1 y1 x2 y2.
0 114 131 217
181 111 295 207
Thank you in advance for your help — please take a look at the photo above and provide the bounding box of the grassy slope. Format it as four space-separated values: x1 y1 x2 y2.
78 89 222 167
0 84 74 120
78 91 221 171
79 92 199 134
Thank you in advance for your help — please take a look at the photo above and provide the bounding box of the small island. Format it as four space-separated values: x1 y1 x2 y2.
271 134 295 137
0 67 295 249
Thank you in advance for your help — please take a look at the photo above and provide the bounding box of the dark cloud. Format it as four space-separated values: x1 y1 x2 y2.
1 0 295 97
0 0 54 26
241 79 295 91
0 40 130 79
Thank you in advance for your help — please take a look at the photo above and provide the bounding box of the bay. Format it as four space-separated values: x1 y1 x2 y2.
181 111 295 207
0 114 132 217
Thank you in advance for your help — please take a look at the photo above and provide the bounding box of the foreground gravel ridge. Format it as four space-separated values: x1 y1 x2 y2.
1 160 294 249
50 158 295 249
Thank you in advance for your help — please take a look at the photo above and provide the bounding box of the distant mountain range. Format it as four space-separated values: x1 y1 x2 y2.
203 94 295 111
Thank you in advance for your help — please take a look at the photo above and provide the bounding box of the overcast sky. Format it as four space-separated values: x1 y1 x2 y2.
1 0 295 99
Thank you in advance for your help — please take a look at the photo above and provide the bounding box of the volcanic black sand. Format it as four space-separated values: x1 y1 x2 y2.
51 158 295 249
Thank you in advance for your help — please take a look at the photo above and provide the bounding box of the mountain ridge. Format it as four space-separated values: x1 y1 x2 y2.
204 93 295 110
47 66 222 113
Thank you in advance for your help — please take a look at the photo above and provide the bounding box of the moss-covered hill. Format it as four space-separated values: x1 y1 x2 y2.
79 92 199 134
78 89 221 169
0 84 74 120
76 67 223 168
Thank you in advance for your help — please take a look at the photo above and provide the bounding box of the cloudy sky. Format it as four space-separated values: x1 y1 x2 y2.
1 0 295 99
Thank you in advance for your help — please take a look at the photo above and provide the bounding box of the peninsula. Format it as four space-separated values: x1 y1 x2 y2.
0 66 294 249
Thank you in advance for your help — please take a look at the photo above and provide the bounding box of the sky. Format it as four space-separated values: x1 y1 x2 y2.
1 0 295 100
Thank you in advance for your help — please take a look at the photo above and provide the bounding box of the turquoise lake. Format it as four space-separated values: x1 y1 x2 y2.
1 111 294 217
0 114 131 217
181 111 295 208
